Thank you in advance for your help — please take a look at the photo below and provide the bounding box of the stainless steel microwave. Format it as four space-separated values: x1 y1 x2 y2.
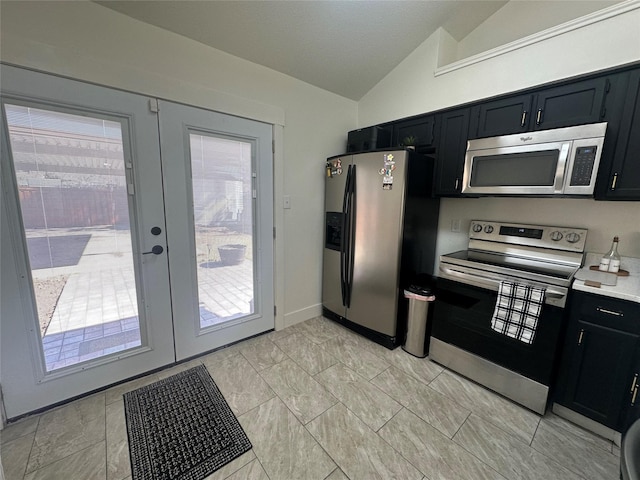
462 122 607 196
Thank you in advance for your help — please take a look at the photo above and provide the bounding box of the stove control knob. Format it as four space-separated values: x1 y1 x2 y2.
566 232 581 243
472 223 483 233
550 231 563 241
484 225 494 234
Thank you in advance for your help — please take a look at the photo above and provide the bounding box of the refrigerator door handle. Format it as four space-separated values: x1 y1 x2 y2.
345 164 356 308
340 165 352 306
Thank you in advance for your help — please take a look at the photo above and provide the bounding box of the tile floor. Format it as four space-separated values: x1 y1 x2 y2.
1 316 622 480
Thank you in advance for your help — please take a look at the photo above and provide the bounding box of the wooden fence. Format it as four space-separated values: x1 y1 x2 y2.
18 186 130 229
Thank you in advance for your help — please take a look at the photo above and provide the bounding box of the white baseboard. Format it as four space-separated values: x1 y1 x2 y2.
282 303 323 329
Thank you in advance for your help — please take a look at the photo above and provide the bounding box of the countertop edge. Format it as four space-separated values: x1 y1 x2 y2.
571 253 640 304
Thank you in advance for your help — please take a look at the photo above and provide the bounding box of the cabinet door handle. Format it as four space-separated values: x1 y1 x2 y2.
521 111 528 127
611 173 618 190
536 108 543 125
632 386 638 406
455 178 460 191
577 329 584 345
596 307 624 317
630 373 638 393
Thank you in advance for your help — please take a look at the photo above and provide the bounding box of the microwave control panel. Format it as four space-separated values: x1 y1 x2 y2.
569 146 597 186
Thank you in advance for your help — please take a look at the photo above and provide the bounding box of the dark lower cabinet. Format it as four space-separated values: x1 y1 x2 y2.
434 108 470 196
622 355 640 434
555 292 640 431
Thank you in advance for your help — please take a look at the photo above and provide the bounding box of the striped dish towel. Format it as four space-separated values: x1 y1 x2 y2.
491 281 546 344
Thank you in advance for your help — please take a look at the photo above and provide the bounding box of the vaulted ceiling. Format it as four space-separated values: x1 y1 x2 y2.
97 1 618 100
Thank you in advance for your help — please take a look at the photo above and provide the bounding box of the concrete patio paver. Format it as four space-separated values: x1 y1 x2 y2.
35 228 254 371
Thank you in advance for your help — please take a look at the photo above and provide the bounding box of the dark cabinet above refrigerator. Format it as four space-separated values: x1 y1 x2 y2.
391 115 436 150
346 126 391 153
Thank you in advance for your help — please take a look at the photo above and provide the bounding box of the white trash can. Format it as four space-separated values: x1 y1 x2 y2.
402 286 436 358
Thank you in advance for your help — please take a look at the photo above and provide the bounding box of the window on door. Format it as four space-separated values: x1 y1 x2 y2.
189 133 256 329
4 104 143 372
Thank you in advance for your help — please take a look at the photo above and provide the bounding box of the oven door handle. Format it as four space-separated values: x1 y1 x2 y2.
439 266 566 299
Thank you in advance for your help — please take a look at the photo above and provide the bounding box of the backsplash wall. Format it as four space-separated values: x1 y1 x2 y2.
435 197 640 273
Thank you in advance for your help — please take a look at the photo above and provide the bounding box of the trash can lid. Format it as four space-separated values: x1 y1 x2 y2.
406 285 433 296
403 285 435 301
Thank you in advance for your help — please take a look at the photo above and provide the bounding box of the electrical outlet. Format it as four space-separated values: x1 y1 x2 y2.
451 219 461 232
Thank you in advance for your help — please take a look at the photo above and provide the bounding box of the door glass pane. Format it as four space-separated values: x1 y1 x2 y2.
189 133 254 329
4 104 142 372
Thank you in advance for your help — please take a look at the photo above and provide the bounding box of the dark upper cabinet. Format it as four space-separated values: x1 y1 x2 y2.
392 115 436 150
470 78 609 139
555 292 640 431
600 70 640 199
355 64 639 201
532 78 608 130
434 108 470 196
470 94 533 139
346 126 392 153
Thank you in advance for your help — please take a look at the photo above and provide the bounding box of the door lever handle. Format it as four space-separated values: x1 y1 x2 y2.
143 245 164 255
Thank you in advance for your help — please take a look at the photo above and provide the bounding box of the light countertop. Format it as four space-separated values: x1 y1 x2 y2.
572 253 640 304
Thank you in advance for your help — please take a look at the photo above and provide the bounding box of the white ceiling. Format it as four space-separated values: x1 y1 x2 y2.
97 0 508 100
96 1 619 101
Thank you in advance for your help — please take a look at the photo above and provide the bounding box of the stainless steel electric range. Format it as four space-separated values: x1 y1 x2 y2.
431 220 587 414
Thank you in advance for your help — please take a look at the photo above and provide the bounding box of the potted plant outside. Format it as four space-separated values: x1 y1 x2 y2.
218 244 246 265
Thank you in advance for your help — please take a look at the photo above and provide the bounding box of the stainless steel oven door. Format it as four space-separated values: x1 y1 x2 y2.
439 263 569 307
431 276 568 414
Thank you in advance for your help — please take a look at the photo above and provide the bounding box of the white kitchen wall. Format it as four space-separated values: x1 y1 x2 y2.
0 1 357 329
358 3 640 266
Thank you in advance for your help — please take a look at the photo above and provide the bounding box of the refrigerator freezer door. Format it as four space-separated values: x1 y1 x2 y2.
347 151 407 336
322 155 350 318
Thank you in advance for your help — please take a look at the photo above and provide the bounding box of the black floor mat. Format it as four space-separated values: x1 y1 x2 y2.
123 365 252 480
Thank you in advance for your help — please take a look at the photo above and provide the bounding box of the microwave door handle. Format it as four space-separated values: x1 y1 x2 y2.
555 143 571 193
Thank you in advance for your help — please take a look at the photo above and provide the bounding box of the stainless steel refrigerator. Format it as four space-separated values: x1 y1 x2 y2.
322 149 440 349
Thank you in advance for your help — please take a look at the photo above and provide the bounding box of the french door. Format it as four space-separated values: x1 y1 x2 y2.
0 66 274 418
158 101 273 360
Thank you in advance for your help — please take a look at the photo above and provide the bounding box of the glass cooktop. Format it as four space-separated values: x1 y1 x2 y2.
442 249 578 280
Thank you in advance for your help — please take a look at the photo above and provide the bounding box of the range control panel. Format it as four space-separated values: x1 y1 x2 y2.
469 220 588 252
